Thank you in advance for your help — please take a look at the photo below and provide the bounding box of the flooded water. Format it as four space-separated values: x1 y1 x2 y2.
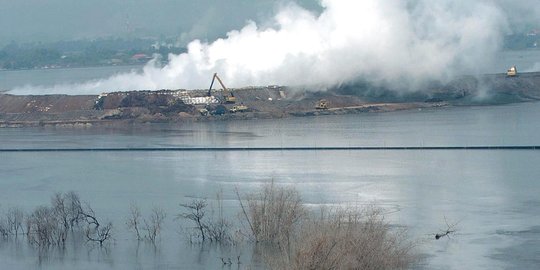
1 102 540 269
0 65 142 91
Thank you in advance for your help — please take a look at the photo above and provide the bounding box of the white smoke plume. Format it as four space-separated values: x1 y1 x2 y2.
11 0 509 95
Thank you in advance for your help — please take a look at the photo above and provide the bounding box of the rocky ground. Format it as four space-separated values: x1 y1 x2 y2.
1 72 540 127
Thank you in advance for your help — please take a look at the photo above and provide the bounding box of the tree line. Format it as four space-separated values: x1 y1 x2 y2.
0 38 186 70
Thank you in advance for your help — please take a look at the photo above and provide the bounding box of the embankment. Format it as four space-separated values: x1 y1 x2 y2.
1 72 539 127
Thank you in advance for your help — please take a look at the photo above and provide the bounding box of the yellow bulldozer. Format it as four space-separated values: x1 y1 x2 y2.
315 99 328 110
229 104 248 113
507 65 517 77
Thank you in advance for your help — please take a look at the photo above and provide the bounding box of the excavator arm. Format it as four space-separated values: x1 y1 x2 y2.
214 74 233 97
208 73 236 103
207 74 216 96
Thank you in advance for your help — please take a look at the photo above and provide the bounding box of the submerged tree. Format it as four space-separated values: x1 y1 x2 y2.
178 199 208 242
177 192 232 243
0 207 25 237
126 205 166 244
126 204 143 241
234 183 416 270
143 207 166 244
23 191 113 247
82 205 113 247
236 182 306 247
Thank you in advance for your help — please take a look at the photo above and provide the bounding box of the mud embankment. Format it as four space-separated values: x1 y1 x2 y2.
1 72 540 127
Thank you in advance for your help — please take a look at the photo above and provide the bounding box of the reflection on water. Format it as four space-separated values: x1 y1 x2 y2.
1 103 540 269
1 150 540 269
2 102 540 150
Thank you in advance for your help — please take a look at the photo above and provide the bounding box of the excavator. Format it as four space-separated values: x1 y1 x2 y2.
208 73 236 103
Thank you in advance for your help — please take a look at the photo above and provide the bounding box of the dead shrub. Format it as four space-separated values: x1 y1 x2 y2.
126 205 166 243
0 207 25 238
85 221 113 247
237 182 306 247
178 197 232 243
143 207 166 243
205 190 231 243
272 206 416 270
0 220 7 238
126 204 143 240
26 206 67 247
51 191 86 230
24 192 112 247
178 199 209 242
6 207 25 236
82 205 113 246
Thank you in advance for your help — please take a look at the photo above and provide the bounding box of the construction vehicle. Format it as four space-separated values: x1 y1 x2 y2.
507 65 518 77
229 104 248 113
208 73 236 103
315 99 328 110
198 108 209 116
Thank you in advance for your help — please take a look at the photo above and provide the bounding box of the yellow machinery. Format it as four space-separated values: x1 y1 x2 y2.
315 99 328 110
507 66 517 77
199 108 209 116
229 105 248 113
208 73 236 103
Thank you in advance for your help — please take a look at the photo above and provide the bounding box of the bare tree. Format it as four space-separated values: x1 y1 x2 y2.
24 192 113 248
83 205 113 247
236 182 306 246
51 193 69 230
143 207 166 243
26 206 66 247
126 204 143 240
86 222 113 247
51 192 85 231
205 218 231 243
177 192 233 244
205 191 231 243
0 216 8 238
178 199 208 242
434 216 459 240
6 207 24 236
65 191 85 228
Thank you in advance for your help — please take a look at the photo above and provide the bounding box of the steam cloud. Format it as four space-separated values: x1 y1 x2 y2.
11 0 513 95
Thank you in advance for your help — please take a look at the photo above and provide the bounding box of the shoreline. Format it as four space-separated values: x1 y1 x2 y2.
2 72 540 128
0 101 497 128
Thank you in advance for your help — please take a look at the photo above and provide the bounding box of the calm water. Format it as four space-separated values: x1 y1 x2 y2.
0 65 142 91
1 102 540 269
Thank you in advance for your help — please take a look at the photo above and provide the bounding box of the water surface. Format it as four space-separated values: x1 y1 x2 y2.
1 103 540 269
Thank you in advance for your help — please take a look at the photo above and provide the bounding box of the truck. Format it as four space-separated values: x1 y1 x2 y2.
229 105 248 113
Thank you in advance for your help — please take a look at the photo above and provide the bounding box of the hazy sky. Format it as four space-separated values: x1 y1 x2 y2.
1 0 539 47
0 0 320 45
